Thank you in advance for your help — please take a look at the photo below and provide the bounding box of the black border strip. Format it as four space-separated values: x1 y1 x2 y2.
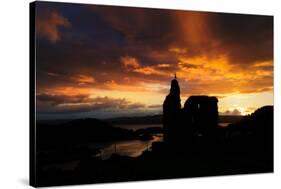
29 1 36 187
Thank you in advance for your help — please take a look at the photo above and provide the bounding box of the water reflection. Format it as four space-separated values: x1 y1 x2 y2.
90 134 163 160
219 122 230 128
113 124 163 131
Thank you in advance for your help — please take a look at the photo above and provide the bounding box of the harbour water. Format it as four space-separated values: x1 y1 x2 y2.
90 123 230 159
91 124 163 159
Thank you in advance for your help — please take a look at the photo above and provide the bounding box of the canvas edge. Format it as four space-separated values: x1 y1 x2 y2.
29 1 37 187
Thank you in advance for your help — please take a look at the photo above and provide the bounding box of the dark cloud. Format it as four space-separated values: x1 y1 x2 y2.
148 104 162 109
37 94 146 113
37 93 91 106
221 109 241 116
90 5 178 50
36 8 71 43
212 13 273 65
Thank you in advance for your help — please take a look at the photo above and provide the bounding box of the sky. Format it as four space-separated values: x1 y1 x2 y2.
34 2 273 120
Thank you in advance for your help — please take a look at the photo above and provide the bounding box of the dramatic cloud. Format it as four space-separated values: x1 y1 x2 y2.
36 9 70 42
34 2 273 119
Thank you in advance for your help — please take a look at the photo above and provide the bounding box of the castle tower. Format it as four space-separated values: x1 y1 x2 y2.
170 73 180 96
163 74 181 143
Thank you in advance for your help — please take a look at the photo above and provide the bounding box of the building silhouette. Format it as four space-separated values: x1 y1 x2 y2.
183 96 218 137
163 75 218 144
163 74 181 143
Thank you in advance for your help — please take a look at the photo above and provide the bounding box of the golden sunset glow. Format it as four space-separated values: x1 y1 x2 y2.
35 4 273 119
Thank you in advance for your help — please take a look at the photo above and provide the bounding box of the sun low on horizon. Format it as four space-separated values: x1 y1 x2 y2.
35 2 273 120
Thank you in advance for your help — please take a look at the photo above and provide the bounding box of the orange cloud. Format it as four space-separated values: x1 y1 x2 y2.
75 75 96 85
134 64 173 76
164 48 274 95
157 64 172 68
43 86 93 96
36 10 70 43
117 50 273 97
120 55 173 77
169 48 187 54
120 56 140 70
134 67 162 75
103 80 145 91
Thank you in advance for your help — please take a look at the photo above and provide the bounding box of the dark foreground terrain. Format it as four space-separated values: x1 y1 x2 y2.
35 106 273 187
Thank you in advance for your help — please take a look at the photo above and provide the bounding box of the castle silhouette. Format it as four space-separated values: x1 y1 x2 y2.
163 74 218 144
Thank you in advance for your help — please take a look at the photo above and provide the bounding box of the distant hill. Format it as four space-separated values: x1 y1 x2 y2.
37 118 137 150
37 114 243 126
106 114 243 125
105 115 163 125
